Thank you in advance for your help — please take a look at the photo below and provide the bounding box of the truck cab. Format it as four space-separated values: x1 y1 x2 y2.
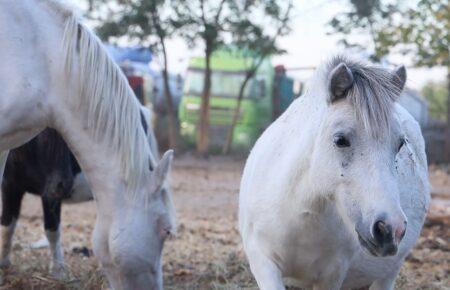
179 51 296 151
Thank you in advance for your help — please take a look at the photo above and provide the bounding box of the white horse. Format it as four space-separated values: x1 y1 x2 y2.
0 1 175 289
239 56 430 290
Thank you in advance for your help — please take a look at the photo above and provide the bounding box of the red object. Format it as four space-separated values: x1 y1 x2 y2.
127 76 144 89
274 65 286 74
127 76 145 104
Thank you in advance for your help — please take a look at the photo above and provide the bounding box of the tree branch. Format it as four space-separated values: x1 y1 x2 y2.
200 0 207 26
214 0 227 25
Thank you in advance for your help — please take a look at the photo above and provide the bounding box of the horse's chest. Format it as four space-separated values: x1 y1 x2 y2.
283 236 351 277
272 215 356 284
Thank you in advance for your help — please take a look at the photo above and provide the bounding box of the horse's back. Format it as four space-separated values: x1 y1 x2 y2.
0 0 64 82
0 1 67 149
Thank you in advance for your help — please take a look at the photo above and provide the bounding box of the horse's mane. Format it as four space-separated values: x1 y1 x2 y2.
61 14 151 199
325 56 402 138
29 0 177 229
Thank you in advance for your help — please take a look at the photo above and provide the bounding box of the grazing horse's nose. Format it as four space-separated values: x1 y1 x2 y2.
372 217 407 256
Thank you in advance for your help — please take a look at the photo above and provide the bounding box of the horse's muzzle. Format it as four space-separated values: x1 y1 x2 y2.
357 218 407 257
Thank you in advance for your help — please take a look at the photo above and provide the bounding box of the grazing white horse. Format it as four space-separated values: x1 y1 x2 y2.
0 1 175 289
239 56 430 290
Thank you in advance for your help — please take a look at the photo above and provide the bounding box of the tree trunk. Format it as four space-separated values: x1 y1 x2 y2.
445 67 450 162
160 39 178 149
223 56 266 154
222 74 252 154
197 46 212 155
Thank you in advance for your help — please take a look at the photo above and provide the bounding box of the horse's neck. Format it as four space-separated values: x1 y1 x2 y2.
52 105 126 213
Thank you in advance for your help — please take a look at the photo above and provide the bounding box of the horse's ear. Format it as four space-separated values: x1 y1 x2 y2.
153 150 174 191
392 65 407 93
329 63 354 102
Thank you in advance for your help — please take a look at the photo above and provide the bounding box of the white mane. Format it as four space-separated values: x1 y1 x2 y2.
61 12 152 198
324 56 402 138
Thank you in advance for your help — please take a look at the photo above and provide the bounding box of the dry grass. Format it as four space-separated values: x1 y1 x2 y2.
0 155 448 289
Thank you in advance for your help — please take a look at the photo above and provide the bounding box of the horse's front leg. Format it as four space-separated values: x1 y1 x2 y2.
0 193 22 268
42 196 64 278
245 241 285 290
0 159 23 271
313 275 346 290
312 260 349 290
369 268 400 290
92 216 117 290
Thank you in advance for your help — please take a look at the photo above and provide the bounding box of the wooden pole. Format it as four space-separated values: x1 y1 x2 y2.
446 67 450 162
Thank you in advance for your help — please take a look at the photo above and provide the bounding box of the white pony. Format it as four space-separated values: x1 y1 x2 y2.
0 1 175 289
239 56 430 290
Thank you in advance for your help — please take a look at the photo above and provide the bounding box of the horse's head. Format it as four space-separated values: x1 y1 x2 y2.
104 150 175 290
310 57 408 257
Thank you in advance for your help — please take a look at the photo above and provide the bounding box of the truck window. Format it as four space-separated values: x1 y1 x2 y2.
184 69 264 99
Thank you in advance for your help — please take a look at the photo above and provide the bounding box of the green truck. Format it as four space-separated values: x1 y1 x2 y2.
179 51 298 151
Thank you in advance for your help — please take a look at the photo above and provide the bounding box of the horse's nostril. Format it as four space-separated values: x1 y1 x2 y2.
373 220 391 243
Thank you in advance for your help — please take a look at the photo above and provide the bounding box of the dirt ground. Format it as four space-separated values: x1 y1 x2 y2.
0 155 448 290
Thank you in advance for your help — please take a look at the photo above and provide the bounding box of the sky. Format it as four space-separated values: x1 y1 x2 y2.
269 0 447 90
73 0 447 91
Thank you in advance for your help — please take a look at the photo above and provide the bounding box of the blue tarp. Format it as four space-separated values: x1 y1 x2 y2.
105 44 152 64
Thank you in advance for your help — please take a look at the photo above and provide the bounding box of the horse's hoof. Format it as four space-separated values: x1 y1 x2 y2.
50 263 66 279
30 236 50 249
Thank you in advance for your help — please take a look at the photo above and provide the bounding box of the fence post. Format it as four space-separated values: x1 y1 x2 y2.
446 69 450 162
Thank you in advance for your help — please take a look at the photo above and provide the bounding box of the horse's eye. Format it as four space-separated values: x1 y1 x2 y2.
334 135 351 148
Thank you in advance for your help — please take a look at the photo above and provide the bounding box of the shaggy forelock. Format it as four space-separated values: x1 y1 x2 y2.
326 56 403 139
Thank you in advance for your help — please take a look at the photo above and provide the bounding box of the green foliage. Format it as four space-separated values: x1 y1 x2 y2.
329 0 449 67
91 0 292 68
399 0 449 67
328 0 399 61
170 0 292 56
422 81 448 120
227 1 292 61
169 0 227 52
91 0 175 52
